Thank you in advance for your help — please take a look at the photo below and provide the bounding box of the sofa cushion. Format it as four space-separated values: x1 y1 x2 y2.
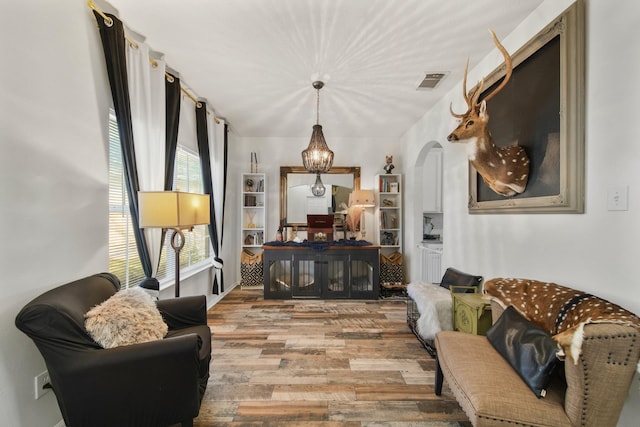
435 331 571 427
85 287 168 348
486 306 561 398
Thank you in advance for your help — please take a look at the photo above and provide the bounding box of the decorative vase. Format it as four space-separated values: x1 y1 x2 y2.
250 152 258 173
247 211 256 229
423 216 433 238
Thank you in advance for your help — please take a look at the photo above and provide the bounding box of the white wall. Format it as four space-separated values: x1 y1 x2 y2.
400 0 640 424
0 1 238 425
0 1 109 425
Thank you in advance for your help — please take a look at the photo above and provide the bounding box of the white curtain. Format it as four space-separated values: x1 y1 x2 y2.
125 30 166 278
206 110 226 286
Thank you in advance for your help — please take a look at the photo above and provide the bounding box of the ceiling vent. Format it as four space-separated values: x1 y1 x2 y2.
417 72 447 90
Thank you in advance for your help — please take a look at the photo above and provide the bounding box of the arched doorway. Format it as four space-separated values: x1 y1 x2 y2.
411 141 443 282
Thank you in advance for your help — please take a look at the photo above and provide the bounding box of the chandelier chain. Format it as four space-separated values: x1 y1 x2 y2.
316 87 320 125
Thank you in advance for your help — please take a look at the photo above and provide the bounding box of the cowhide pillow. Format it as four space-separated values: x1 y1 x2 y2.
85 287 168 348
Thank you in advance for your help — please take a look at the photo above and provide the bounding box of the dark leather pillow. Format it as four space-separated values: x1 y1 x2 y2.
439 267 483 293
486 306 560 398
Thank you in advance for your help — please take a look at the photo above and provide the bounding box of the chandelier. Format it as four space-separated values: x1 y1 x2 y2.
302 81 334 196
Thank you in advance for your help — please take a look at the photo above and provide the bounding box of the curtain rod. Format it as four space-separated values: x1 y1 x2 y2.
88 1 112 27
88 1 220 124
180 88 221 123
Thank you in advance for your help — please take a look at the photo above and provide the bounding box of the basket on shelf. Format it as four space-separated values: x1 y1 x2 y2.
380 251 405 298
240 249 263 287
380 251 405 285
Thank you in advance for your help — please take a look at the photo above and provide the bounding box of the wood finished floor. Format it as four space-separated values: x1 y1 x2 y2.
195 287 471 426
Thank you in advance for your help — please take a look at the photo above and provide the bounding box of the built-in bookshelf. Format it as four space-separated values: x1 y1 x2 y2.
241 173 266 250
375 173 402 253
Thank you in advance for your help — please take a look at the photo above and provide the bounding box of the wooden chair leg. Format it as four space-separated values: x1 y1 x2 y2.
435 356 444 395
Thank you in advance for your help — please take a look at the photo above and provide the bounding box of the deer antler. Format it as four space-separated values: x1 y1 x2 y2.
482 29 512 103
450 58 471 118
449 29 512 117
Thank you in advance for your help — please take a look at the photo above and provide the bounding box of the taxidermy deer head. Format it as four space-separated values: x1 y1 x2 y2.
447 30 530 197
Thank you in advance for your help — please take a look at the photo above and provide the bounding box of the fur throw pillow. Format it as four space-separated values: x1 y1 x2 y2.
85 287 168 348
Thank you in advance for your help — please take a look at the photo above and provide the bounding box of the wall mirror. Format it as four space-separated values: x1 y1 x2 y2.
280 166 361 226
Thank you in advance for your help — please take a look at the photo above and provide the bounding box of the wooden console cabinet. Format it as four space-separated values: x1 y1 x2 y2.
263 245 380 299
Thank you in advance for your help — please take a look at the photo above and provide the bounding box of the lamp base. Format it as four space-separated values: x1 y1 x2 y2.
169 228 185 298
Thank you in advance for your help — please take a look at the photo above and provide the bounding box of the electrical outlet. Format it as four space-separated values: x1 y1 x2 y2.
34 370 51 399
607 186 629 211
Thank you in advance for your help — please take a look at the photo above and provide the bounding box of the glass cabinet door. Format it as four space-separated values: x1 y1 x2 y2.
293 254 321 297
324 254 349 298
268 259 291 294
350 259 374 295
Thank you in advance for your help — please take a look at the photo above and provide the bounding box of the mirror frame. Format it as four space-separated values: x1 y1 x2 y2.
280 166 361 226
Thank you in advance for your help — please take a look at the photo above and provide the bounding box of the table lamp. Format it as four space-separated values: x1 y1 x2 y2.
349 189 375 239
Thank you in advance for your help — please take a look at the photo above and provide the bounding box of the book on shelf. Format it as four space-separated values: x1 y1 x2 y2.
244 194 257 206
378 177 400 193
379 211 398 229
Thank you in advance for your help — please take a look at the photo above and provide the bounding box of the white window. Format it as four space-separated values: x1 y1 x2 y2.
160 146 211 278
108 110 210 288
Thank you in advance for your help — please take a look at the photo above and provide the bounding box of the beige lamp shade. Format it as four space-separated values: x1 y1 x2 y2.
349 189 375 208
138 191 210 229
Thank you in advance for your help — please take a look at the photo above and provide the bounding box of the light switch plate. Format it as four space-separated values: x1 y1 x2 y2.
607 186 628 211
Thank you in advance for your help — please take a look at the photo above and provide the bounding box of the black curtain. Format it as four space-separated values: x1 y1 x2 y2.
164 73 181 192
195 102 223 294
220 124 229 243
93 11 154 288
158 73 182 265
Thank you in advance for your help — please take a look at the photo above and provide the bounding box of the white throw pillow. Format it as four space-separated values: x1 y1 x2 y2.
85 287 168 348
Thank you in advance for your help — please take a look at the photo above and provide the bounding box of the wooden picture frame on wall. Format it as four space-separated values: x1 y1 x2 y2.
468 1 585 214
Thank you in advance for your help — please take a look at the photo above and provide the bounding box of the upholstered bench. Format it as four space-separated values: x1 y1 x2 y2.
435 278 640 427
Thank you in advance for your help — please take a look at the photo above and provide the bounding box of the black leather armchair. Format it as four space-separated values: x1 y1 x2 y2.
15 273 211 427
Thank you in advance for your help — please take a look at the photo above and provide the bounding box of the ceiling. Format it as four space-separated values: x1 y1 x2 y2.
106 0 544 139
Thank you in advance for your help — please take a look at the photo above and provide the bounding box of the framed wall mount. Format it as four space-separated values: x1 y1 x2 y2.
468 1 584 214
